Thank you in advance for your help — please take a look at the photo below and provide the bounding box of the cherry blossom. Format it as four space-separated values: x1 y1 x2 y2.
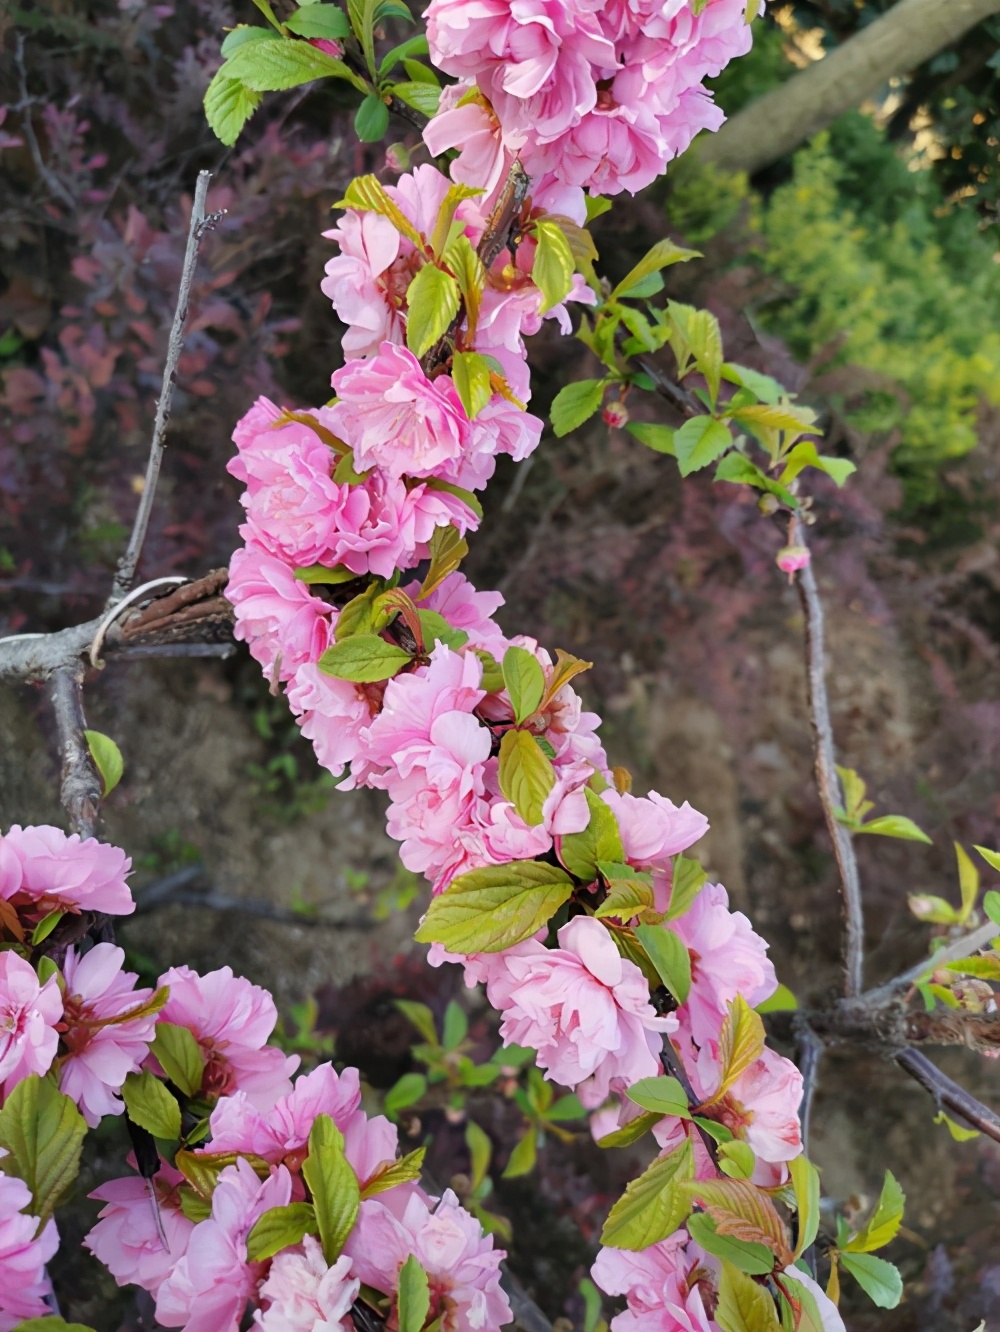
255 1241 359 1331
0 1159 59 1332
85 1161 195 1296
0 949 61 1096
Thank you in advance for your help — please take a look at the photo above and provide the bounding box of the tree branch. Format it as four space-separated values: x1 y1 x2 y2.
46 665 102 840
864 920 1000 1005
794 540 866 996
893 1048 1000 1144
108 171 217 605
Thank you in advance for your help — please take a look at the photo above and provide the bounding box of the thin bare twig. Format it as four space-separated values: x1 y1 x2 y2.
865 920 1000 1004
14 35 76 211
894 1048 1000 1144
46 665 102 840
795 542 866 996
108 171 216 605
794 1021 824 1154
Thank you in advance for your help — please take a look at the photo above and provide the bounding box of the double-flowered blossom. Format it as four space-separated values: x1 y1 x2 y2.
0 949 61 1097
255 1241 358 1331
592 1230 717 1332
0 823 134 925
425 0 757 196
0 1160 59 1332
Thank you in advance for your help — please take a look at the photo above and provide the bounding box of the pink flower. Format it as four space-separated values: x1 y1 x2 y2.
255 1240 359 1331
776 545 810 579
779 1267 846 1332
152 966 298 1109
0 950 61 1096
0 1161 59 1332
155 1159 293 1332
85 1161 195 1296
666 882 776 1047
287 663 375 783
330 343 471 480
423 83 510 197
207 1063 405 1192
344 1188 510 1332
592 1230 716 1332
227 543 333 684
1 824 134 916
58 943 159 1127
488 916 676 1107
600 790 709 871
404 572 507 656
322 211 404 358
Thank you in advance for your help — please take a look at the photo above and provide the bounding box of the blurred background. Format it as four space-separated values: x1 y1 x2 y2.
1 1 998 1327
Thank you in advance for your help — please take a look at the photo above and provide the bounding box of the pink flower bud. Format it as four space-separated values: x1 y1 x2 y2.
602 400 629 429
385 142 411 173
776 545 810 579
308 37 343 58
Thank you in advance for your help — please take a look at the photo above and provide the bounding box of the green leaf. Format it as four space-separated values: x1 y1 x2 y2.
392 79 442 117
121 1072 181 1141
838 1253 903 1308
713 453 770 488
10 1320 98 1331
30 908 65 946
551 379 606 437
336 174 424 247
585 194 613 222
355 93 390 141
417 610 468 652
673 416 733 477
419 524 468 600
974 844 1000 875
665 856 707 921
0 1076 88 1226
149 1022 206 1099
666 303 723 404
362 1146 427 1197
721 363 784 404
558 787 624 882
224 34 368 93
84 730 124 798
730 402 818 441
395 1000 438 1045
406 264 460 358
502 1126 537 1178
384 1072 427 1118
713 995 766 1097
415 860 575 954
397 1253 431 1332
442 1000 468 1051
634 923 691 1005
294 563 357 585
531 220 575 314
379 33 429 75
855 816 932 845
452 351 493 419
625 1076 691 1118
715 1261 781 1331
789 1155 820 1258
465 1120 492 1192
688 1213 775 1277
908 893 960 925
625 422 676 455
983 889 1000 927
612 239 701 301
204 69 262 146
547 1093 586 1122
246 1201 318 1261
302 1114 361 1263
318 634 412 683
595 870 655 921
844 1170 904 1254
502 646 546 724
934 1110 980 1141
284 4 352 38
497 729 555 826
954 842 980 922
596 1110 662 1149
718 1140 756 1180
755 983 798 1014
600 1140 694 1249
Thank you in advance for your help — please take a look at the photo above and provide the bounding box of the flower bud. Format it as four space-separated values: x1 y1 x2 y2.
776 545 810 580
602 400 629 429
385 142 411 173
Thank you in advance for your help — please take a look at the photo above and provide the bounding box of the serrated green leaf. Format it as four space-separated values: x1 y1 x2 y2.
600 1140 694 1249
501 646 546 724
789 1155 820 1258
318 634 411 682
721 363 785 404
532 220 575 314
284 4 352 38
451 351 493 419
203 68 262 146
149 1022 206 1099
715 1260 782 1331
398 1253 431 1332
665 856 707 921
625 1076 691 1118
558 787 624 882
465 1120 491 1192
688 1212 775 1276
844 1171 904 1254
502 1126 537 1178
551 379 606 437
625 421 676 455
122 1072 181 1142
392 79 442 116
355 92 390 141
856 814 931 844
713 995 766 1097
294 563 357 585
674 416 733 477
718 1139 756 1180
246 1201 318 1261
418 524 468 599
755 983 798 1014
498 729 555 826
302 1114 360 1263
595 871 655 921
838 1252 903 1308
635 923 691 1005
406 263 460 358
417 609 468 652
361 1146 427 1197
974 844 1000 875
596 1110 662 1149
0 1076 88 1226
379 32 429 75
611 239 701 301
224 34 368 93
415 860 574 954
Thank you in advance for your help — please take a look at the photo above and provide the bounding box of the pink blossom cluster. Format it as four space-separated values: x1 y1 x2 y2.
86 1061 509 1331
424 0 758 196
0 1158 58 1331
